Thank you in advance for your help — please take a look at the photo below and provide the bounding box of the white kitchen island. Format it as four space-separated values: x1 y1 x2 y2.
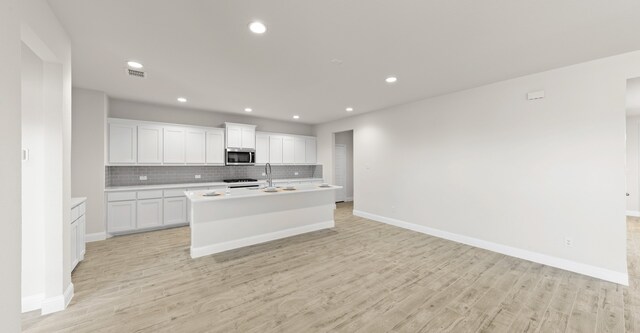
186 184 341 258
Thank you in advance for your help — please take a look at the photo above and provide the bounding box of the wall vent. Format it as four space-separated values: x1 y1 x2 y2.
126 68 146 78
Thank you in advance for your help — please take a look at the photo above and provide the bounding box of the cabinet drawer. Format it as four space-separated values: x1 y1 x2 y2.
71 206 79 222
107 191 137 202
163 188 187 198
137 190 163 199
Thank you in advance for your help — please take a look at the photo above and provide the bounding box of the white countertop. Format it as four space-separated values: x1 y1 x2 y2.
71 197 87 207
104 178 324 192
185 184 340 203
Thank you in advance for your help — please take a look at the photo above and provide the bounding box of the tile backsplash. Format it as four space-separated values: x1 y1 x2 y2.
106 165 323 187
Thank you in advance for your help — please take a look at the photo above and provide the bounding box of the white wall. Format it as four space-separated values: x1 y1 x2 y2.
0 0 23 330
315 51 640 284
21 43 46 309
72 88 108 237
109 98 313 135
334 131 354 200
21 0 73 314
626 115 640 214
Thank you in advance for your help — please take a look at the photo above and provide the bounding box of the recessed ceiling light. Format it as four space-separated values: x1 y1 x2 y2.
293 115 300 119
249 21 267 34
244 108 252 112
127 61 143 69
177 97 187 103
385 76 398 83
346 107 354 112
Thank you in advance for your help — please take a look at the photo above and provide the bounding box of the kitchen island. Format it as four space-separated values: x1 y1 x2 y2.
185 184 341 258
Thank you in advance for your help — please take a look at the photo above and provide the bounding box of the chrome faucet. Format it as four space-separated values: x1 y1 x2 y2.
265 163 273 188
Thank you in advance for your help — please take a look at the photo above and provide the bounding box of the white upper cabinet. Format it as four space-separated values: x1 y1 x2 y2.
282 136 295 164
108 123 137 164
205 129 225 165
185 129 206 164
255 134 270 164
294 137 306 164
305 138 317 164
269 136 283 164
225 123 256 149
163 127 186 164
137 125 163 164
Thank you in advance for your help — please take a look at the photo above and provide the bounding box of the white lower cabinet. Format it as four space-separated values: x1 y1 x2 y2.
137 198 163 229
71 200 87 271
107 200 137 233
164 197 187 225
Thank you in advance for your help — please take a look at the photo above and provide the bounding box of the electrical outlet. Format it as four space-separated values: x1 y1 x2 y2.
139 176 147 181
195 175 201 179
262 172 266 176
564 237 573 247
294 172 299 176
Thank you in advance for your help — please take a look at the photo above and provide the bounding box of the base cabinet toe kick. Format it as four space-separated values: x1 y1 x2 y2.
187 185 341 257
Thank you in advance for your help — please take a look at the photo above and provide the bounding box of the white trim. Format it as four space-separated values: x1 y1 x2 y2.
85 232 108 242
353 210 629 286
41 282 74 315
626 210 640 217
345 196 354 202
21 293 44 313
191 221 334 258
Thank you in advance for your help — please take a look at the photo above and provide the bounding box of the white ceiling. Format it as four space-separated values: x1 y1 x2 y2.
49 0 640 124
628 77 640 116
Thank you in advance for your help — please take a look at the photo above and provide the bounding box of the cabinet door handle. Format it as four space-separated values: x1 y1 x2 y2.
626 193 630 197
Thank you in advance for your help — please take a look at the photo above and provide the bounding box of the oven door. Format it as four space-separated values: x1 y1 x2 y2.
226 149 255 165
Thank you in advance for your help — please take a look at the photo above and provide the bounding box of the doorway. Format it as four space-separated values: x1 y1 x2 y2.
334 130 354 203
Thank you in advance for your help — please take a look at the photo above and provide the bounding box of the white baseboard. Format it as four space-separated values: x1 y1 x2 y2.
191 221 334 258
345 196 354 202
626 210 640 217
41 282 74 315
21 293 44 313
85 232 107 242
353 210 629 286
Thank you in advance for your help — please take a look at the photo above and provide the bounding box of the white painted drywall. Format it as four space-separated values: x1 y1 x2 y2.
315 51 640 282
109 98 314 136
626 115 640 214
21 0 73 314
335 131 354 200
72 88 107 235
0 0 23 329
21 43 46 307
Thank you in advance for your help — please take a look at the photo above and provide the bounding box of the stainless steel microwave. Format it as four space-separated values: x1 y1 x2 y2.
225 148 255 165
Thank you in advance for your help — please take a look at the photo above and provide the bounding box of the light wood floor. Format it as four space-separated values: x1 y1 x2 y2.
22 203 640 332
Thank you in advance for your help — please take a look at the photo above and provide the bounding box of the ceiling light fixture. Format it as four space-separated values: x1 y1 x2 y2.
249 21 267 34
244 108 252 112
293 115 300 119
127 61 143 69
346 107 354 112
385 76 398 83
177 97 187 103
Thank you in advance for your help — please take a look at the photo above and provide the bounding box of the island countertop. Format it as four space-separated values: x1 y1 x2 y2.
185 184 341 203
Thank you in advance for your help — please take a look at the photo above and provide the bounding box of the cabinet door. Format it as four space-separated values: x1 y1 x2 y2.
137 198 163 229
282 136 295 164
185 129 206 164
164 197 187 225
107 201 136 233
226 126 242 148
255 134 270 164
108 123 137 164
205 129 225 164
78 215 86 259
305 138 317 164
70 221 78 270
137 125 163 164
163 127 186 164
241 127 255 149
269 136 283 164
294 137 306 164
